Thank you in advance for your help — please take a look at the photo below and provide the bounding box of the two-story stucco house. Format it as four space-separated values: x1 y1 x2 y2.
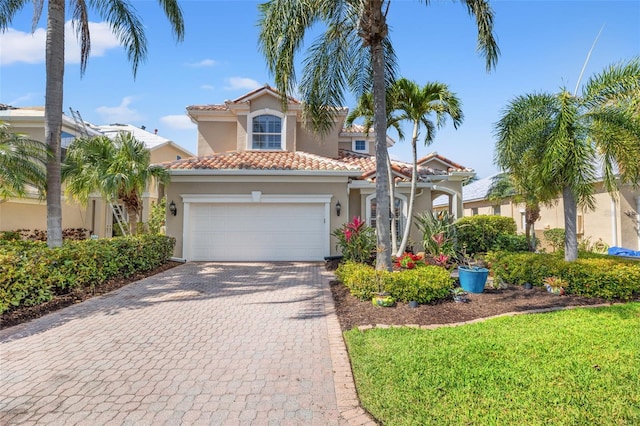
162 86 474 261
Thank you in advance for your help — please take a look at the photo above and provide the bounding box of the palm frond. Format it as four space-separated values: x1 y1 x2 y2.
457 0 500 72
0 0 31 30
92 0 148 77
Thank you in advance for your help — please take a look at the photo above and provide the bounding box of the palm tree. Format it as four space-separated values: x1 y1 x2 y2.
258 0 498 270
0 121 48 199
346 79 463 256
486 172 547 251
62 133 170 235
391 79 463 256
494 57 640 261
346 89 404 253
0 0 184 248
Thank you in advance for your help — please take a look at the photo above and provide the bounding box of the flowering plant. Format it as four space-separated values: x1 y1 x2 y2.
395 252 424 269
332 217 376 264
543 276 566 295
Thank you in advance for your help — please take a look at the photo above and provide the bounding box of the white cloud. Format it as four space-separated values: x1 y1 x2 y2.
186 59 216 68
224 77 261 91
160 115 196 130
0 21 120 66
9 93 40 106
200 84 215 90
96 97 143 123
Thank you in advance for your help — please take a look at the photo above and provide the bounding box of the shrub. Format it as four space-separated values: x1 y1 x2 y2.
0 231 20 241
543 228 565 252
491 233 530 252
12 228 90 241
486 251 640 300
335 261 380 300
385 267 453 303
0 235 175 314
335 261 453 303
332 217 376 264
563 258 640 300
454 215 517 254
147 197 167 235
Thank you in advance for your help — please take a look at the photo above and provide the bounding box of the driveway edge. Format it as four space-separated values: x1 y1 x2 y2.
320 269 377 426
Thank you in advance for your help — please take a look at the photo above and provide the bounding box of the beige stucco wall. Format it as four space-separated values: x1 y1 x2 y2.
0 197 89 233
462 183 640 251
295 121 342 158
150 144 191 163
197 121 236 155
165 176 351 258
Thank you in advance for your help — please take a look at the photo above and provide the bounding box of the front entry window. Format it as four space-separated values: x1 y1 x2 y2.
368 197 405 237
252 114 281 150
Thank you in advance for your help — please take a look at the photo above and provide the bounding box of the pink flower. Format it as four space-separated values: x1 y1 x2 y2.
434 254 449 266
344 229 353 242
432 233 445 247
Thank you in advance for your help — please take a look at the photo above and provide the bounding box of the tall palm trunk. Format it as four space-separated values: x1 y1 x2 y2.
373 43 391 270
397 121 419 256
525 204 540 252
126 205 138 235
45 0 65 248
388 156 397 253
563 186 578 261
365 2 391 271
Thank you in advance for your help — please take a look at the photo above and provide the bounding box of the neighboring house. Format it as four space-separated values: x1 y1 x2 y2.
0 106 193 236
162 85 474 261
434 174 640 251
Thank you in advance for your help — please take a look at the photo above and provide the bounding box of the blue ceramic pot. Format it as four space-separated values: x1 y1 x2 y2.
459 267 489 293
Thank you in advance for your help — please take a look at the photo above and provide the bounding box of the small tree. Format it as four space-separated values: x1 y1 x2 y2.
62 133 169 235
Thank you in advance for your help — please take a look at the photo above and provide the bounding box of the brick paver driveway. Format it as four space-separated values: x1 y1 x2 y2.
0 262 365 425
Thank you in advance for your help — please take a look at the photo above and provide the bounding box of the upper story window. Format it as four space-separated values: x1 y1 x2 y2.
252 114 282 150
353 139 367 152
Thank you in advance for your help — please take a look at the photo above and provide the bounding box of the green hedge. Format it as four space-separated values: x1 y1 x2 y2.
487 251 640 300
0 235 175 314
454 215 518 254
335 261 453 304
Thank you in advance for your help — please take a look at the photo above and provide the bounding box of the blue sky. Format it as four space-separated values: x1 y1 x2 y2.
1 0 639 178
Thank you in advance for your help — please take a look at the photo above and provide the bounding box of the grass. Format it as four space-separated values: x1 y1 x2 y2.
344 303 640 425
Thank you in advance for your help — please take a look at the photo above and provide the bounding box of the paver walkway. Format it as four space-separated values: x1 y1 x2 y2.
0 262 371 425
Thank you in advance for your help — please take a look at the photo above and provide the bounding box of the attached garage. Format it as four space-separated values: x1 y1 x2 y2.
182 193 331 261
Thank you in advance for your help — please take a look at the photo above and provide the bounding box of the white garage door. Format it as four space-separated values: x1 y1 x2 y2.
188 203 328 261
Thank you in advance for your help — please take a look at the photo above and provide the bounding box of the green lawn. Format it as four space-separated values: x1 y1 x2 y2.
344 303 640 425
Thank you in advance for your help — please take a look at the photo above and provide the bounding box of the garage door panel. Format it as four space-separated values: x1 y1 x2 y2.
188 203 327 261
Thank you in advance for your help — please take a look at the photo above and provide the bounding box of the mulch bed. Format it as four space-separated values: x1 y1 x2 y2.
0 261 182 330
330 280 622 331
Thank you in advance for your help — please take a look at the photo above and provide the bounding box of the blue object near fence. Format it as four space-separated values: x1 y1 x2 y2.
608 246 640 258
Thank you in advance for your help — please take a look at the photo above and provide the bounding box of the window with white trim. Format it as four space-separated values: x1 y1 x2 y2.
252 114 282 150
353 140 367 152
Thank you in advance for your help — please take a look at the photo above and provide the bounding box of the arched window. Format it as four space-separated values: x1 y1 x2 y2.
366 193 407 237
251 114 282 150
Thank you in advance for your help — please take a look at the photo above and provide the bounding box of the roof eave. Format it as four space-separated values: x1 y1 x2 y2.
167 169 360 177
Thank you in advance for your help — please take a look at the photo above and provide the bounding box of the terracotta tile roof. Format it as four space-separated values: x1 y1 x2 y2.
416 152 471 172
341 124 370 133
338 149 447 181
187 85 302 112
186 104 229 112
163 150 360 172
